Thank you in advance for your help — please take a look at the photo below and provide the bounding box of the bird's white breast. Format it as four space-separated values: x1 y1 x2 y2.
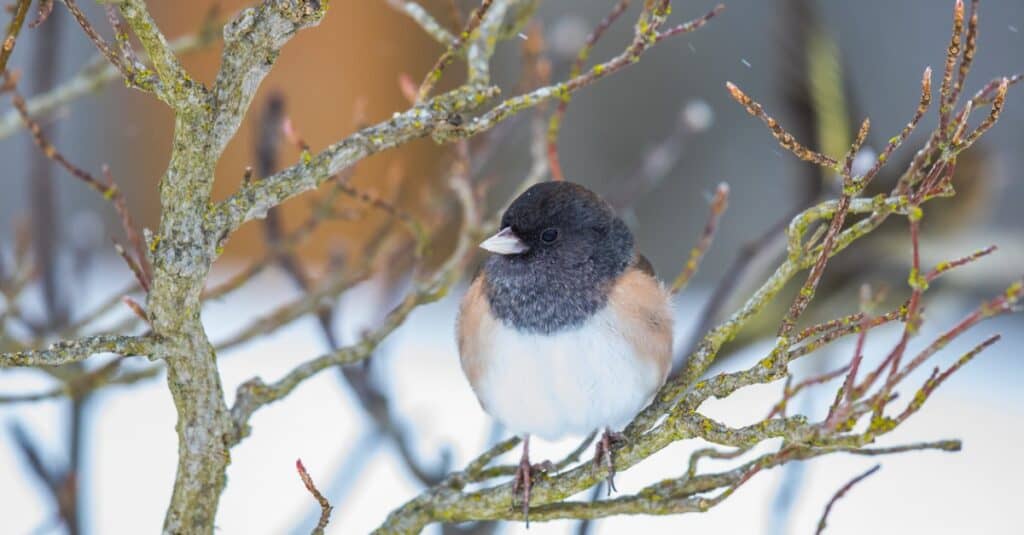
475 306 663 441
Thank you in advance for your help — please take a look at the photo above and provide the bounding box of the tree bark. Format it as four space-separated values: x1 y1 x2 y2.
147 114 234 534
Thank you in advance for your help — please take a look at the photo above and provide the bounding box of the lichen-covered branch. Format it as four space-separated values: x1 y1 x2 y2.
115 0 193 95
0 334 152 367
211 83 499 234
209 1 325 153
386 0 455 44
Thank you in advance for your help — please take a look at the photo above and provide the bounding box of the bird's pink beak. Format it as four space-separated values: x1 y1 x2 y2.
479 227 529 255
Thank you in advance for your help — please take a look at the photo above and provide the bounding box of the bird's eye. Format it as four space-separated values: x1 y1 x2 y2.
540 228 559 243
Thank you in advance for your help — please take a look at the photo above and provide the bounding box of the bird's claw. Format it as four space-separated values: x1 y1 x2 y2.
594 430 626 495
512 458 553 526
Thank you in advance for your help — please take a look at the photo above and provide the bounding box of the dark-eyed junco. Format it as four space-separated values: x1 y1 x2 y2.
456 181 673 520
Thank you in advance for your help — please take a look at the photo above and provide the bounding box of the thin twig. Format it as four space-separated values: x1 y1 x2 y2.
296 459 333 535
547 0 632 181
417 0 495 102
670 183 729 294
815 464 881 534
0 0 32 73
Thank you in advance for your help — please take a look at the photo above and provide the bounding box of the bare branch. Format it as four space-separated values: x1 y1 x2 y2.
386 0 455 44
115 0 201 104
209 0 326 152
0 335 152 367
0 0 32 73
5 72 117 196
939 0 965 130
725 81 840 170
29 0 56 29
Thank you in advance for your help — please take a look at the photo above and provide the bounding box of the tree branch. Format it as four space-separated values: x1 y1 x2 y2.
209 0 325 153
815 464 881 534
385 0 455 44
0 0 32 73
296 459 333 535
114 0 202 105
0 334 153 367
210 83 499 234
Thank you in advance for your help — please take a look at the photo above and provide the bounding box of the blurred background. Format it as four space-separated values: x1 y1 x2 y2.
1 1 1022 534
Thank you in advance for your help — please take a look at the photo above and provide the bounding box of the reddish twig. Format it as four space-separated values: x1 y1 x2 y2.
826 285 883 428
8 74 151 292
28 0 55 29
62 1 126 74
815 464 881 534
121 296 151 326
957 77 1008 149
654 3 723 41
670 183 730 294
114 242 151 294
103 165 151 290
295 459 332 535
777 118 870 338
951 1 980 111
7 76 115 196
888 284 1019 390
925 244 996 282
862 67 930 185
896 334 1001 424
725 81 840 170
843 277 1022 434
547 3 723 181
766 364 850 420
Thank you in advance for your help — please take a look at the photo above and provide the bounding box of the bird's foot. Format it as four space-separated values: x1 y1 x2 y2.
593 430 626 495
512 456 554 526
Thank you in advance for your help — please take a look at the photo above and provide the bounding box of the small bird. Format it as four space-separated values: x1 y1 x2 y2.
456 181 673 521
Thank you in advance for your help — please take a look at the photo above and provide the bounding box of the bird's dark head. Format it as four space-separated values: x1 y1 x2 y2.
481 181 633 274
480 181 635 333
